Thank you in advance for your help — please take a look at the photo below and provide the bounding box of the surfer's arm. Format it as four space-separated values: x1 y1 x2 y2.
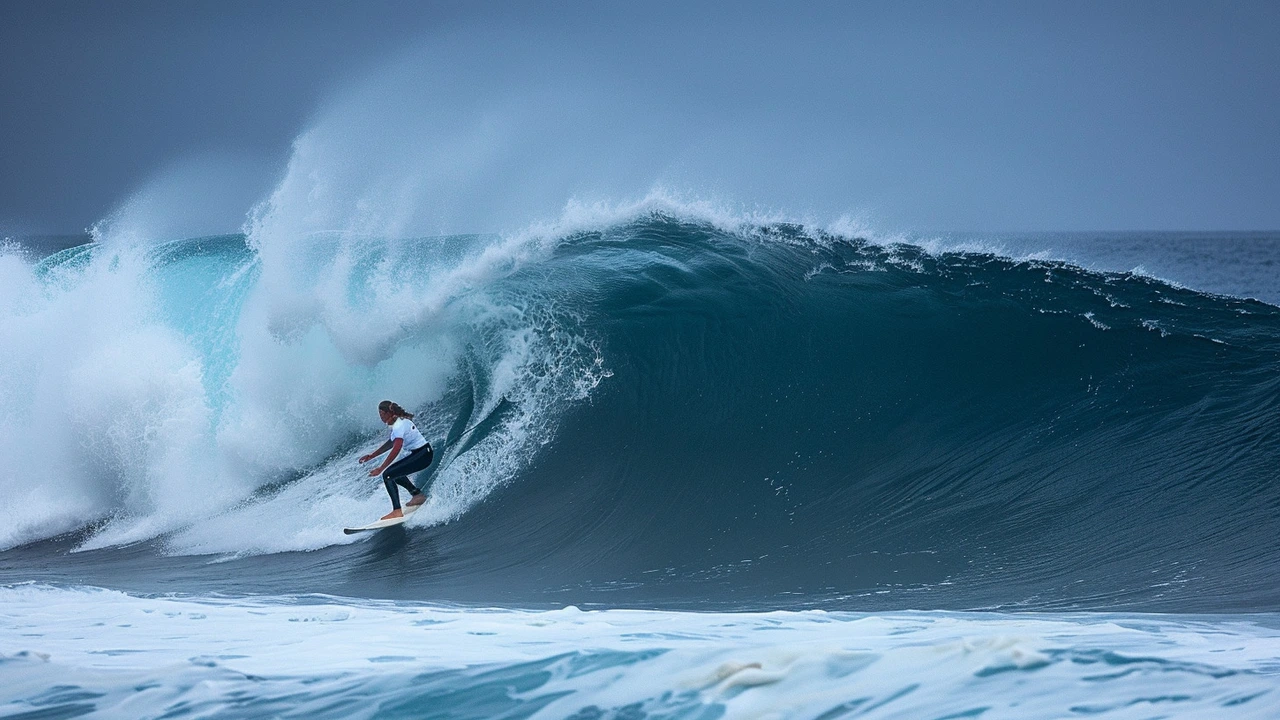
359 440 394 464
369 438 404 476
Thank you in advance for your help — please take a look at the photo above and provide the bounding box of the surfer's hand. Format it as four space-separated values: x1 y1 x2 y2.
369 467 382 477
358 454 370 464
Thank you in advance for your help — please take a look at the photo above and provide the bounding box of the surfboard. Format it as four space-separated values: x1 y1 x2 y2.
343 504 420 534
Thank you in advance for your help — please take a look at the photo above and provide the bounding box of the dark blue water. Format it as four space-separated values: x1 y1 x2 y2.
5 217 1280 719
2 218 1279 613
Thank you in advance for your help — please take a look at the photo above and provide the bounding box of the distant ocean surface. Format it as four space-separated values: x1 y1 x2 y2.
3 216 1279 717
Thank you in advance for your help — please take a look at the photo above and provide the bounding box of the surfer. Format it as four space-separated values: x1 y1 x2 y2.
359 400 433 520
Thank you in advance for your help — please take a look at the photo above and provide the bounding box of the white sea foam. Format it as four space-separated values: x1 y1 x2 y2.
1 585 1277 718
0 243 235 551
0 170 611 556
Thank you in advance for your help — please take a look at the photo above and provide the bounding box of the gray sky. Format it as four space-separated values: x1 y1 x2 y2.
2 0 1278 235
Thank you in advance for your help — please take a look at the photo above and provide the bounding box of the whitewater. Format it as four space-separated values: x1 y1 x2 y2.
4 584 1279 719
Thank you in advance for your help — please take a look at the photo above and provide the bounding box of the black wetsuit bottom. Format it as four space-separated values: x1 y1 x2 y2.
383 444 433 509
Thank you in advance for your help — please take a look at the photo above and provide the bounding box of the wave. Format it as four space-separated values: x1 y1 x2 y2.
2 205 1280 610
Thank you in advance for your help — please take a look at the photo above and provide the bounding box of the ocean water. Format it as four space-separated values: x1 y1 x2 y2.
3 205 1280 717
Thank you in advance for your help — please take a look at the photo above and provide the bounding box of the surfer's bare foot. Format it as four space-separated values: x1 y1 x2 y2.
406 494 426 507
380 509 404 520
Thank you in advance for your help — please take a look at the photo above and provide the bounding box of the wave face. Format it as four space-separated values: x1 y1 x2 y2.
3 213 1280 611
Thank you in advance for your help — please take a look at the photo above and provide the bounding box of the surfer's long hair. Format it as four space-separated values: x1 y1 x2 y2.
378 400 415 421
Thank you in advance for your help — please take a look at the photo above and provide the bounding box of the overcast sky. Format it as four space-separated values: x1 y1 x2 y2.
2 0 1278 236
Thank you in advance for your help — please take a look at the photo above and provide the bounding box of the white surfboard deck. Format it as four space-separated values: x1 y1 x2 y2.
343 504 421 535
